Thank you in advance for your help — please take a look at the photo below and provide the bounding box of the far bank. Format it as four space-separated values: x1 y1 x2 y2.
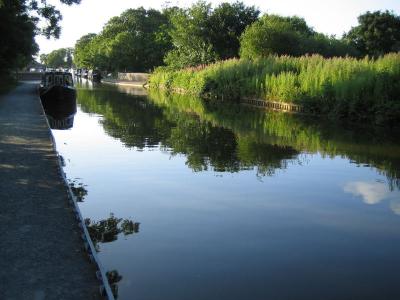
149 53 400 126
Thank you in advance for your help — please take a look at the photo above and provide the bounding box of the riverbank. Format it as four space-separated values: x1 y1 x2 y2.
102 78 147 88
102 72 149 88
0 83 102 299
149 53 400 125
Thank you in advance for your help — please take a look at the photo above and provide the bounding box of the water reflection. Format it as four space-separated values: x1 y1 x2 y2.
41 93 77 130
85 213 140 252
77 87 301 175
76 85 400 189
68 178 88 202
54 83 400 300
344 181 390 205
106 270 123 299
85 213 139 298
344 181 400 215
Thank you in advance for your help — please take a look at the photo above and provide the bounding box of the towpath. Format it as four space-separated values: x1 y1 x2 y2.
0 82 100 299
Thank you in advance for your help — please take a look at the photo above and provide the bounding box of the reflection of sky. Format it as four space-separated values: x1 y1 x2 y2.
52 105 400 300
344 181 400 215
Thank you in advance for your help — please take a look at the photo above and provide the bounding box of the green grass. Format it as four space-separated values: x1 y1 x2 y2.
149 53 400 125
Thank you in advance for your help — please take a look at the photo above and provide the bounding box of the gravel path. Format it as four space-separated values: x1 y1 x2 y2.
0 82 100 299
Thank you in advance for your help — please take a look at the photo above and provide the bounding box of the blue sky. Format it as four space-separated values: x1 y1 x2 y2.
36 0 400 55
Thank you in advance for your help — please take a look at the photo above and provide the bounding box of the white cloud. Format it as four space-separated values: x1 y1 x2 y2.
344 181 390 205
390 199 400 215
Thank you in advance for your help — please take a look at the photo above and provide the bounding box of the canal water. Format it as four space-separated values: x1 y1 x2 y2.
51 81 400 300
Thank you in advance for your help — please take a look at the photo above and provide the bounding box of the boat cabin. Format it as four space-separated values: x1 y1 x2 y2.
41 72 74 88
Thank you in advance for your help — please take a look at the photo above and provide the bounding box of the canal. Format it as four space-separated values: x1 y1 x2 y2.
51 81 400 300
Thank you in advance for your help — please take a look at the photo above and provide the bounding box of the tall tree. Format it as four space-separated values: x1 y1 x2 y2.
74 8 172 72
240 14 356 58
345 10 400 56
209 1 259 59
43 48 74 68
73 33 97 68
164 2 216 69
165 1 259 69
0 0 80 74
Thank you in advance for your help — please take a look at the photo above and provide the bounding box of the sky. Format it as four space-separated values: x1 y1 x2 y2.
36 0 400 56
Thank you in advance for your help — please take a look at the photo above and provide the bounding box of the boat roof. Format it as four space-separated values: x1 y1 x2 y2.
43 71 73 76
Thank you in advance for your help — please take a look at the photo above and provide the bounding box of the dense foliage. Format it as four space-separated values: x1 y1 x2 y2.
345 10 400 57
0 0 79 74
150 53 400 125
239 14 357 58
76 85 400 187
164 1 259 69
72 2 399 73
73 8 172 72
40 48 73 68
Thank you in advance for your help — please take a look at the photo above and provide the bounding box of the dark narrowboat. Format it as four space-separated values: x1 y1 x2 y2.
39 71 76 112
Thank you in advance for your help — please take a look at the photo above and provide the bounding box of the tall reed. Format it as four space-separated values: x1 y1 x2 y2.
149 53 400 124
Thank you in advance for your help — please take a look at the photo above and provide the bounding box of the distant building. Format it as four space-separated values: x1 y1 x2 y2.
25 61 46 72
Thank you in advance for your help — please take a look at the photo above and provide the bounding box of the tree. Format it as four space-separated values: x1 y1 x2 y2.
0 1 38 72
74 8 172 72
208 1 259 59
164 1 217 69
0 0 80 74
43 48 73 68
73 33 97 68
240 14 356 59
240 15 305 58
345 10 400 56
165 1 259 69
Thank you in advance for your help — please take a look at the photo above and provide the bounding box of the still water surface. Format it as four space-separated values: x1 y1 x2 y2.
52 82 400 300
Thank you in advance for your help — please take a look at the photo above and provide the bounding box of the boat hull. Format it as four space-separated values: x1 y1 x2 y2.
40 85 77 119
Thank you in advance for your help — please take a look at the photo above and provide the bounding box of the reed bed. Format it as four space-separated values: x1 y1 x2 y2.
149 53 400 124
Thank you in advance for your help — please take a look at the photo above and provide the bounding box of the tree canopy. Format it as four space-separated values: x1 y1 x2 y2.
164 1 259 69
345 10 400 56
239 14 357 59
40 48 73 68
0 0 80 74
73 8 172 72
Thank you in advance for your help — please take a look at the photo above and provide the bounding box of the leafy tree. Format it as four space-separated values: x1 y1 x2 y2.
165 1 259 69
208 1 259 59
0 0 80 74
345 10 400 56
240 15 305 58
240 14 357 58
43 48 73 68
164 1 217 69
74 8 172 72
73 33 97 68
0 1 38 72
164 1 259 68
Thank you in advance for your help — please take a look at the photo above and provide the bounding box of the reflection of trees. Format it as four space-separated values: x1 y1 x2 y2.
148 90 400 188
106 270 122 299
68 178 88 202
85 213 139 297
77 86 300 175
76 85 400 187
85 213 140 251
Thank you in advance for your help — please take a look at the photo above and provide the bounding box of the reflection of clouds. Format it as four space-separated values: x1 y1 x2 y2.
390 199 400 215
344 181 389 205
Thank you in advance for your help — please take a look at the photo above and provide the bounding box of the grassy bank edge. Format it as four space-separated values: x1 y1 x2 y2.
149 53 400 126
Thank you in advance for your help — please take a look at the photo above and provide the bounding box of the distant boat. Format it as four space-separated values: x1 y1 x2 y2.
39 71 76 103
88 69 102 82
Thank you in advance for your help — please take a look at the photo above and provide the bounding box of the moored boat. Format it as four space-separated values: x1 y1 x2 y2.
39 71 76 107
